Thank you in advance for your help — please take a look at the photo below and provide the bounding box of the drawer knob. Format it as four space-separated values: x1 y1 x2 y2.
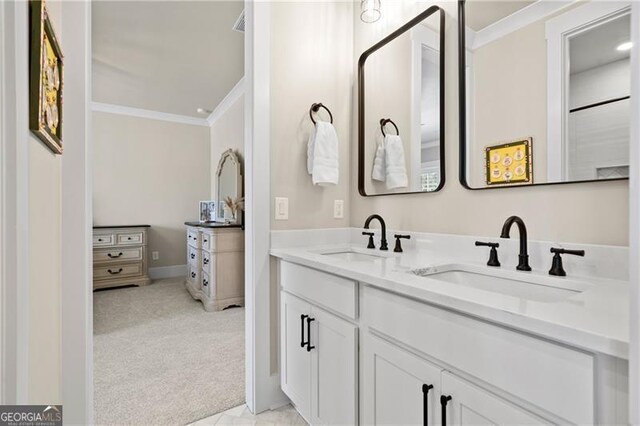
203 258 209 265
191 272 196 278
204 239 208 243
190 253 195 259
107 268 123 275
107 252 123 259
127 237 132 240
203 279 208 286
98 238 103 242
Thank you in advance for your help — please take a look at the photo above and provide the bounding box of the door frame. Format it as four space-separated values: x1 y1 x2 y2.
629 2 640 422
244 0 288 413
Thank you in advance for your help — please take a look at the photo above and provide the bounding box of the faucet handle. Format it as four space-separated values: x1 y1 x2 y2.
362 231 375 249
393 234 411 253
475 241 500 267
549 247 585 276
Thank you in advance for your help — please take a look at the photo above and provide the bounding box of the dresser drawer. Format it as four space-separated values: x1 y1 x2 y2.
187 228 200 248
202 251 215 276
94 262 143 280
93 233 114 247
188 263 200 288
280 261 357 319
202 271 214 297
94 247 143 264
201 232 214 252
117 231 144 246
188 245 199 266
362 286 594 424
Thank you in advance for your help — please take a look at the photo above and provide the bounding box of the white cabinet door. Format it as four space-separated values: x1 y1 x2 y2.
362 333 442 426
309 306 358 426
440 372 549 426
280 292 312 420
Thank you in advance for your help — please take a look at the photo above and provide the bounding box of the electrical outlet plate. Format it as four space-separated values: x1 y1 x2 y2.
275 197 289 220
152 251 159 260
334 200 344 219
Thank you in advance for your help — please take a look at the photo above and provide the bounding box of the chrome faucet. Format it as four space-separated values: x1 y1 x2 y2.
364 214 388 251
500 216 531 271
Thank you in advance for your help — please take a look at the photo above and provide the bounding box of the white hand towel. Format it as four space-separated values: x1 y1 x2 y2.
383 134 408 189
308 121 339 186
371 137 386 181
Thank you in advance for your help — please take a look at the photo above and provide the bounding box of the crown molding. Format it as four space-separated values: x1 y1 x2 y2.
471 0 574 50
207 77 245 126
91 102 210 127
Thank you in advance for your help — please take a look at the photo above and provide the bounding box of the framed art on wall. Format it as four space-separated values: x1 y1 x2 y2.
29 0 64 154
485 138 533 186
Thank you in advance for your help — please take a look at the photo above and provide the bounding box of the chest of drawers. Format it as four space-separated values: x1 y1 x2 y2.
93 226 151 290
184 224 244 311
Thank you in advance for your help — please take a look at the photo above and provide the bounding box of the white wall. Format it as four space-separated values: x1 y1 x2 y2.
93 112 210 268
270 1 353 231
350 1 629 247
211 93 244 200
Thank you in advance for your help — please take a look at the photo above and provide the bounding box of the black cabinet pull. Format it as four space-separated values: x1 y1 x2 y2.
422 384 433 426
127 237 132 240
203 258 209 265
300 314 309 347
190 253 195 259
440 395 452 426
107 252 123 259
107 268 123 275
203 279 208 287
97 238 103 242
306 317 316 352
191 272 196 279
204 238 208 243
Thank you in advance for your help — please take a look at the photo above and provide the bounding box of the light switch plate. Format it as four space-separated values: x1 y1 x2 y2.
275 197 289 220
334 200 344 219
152 251 159 260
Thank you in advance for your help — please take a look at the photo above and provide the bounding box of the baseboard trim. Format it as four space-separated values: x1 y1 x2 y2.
149 264 187 280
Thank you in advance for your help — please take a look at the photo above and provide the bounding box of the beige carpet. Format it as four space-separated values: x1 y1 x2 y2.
94 278 245 425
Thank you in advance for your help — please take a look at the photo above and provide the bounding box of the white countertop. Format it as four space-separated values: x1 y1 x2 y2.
271 243 630 359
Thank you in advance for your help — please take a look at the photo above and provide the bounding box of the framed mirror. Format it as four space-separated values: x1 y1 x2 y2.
358 6 445 196
459 0 631 189
215 149 243 224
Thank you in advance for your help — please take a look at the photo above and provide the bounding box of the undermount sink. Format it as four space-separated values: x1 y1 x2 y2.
411 264 590 303
314 248 390 262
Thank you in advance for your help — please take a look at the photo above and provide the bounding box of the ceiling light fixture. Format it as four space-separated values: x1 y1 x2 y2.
360 0 381 23
617 41 633 51
196 108 212 115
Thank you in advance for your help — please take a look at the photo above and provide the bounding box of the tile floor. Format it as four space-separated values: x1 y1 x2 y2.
190 404 307 426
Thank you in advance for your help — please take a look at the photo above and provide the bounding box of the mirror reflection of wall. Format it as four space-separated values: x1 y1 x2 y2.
215 149 243 223
359 9 444 196
463 1 631 188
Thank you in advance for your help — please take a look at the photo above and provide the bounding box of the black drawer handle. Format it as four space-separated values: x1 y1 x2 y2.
203 279 208 287
440 395 452 426
97 238 103 242
191 272 196 278
204 238 208 243
127 237 133 240
107 252 123 259
422 384 434 426
300 314 309 347
190 253 195 259
306 317 316 352
203 258 209 265
107 268 123 275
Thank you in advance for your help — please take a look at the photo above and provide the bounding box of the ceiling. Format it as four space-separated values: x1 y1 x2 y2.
570 13 631 74
92 1 244 118
465 0 536 32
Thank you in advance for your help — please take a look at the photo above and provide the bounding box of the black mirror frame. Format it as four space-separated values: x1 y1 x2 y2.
457 0 628 190
358 6 446 197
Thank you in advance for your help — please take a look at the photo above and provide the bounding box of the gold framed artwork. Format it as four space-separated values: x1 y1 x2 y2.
29 0 64 155
485 138 533 186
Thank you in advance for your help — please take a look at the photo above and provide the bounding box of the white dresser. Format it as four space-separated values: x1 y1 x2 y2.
93 225 151 290
184 222 244 311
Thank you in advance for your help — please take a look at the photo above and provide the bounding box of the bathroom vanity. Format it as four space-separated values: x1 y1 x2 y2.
271 229 629 425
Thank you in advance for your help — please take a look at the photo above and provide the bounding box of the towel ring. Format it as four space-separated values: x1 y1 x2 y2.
310 103 334 125
380 118 400 137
